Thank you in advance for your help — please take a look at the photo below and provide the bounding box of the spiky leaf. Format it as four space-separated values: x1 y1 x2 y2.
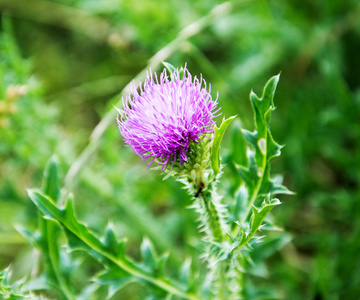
27 190 199 300
41 156 60 202
211 115 236 176
232 197 281 253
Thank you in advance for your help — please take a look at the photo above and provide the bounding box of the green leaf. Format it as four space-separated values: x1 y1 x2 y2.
157 252 170 278
179 258 193 289
270 182 294 196
266 132 282 162
162 61 177 74
65 228 90 253
38 178 68 296
231 222 249 252
28 190 104 255
117 239 128 259
0 266 31 299
262 74 280 121
237 152 257 190
96 268 135 299
249 90 266 137
75 283 99 300
23 274 52 291
211 115 237 176
250 198 281 233
259 175 295 197
103 224 121 256
242 129 258 149
27 190 200 300
42 156 60 202
28 190 62 222
141 237 159 274
15 226 42 249
250 75 280 130
248 74 280 168
232 197 281 253
139 237 169 277
23 164 76 300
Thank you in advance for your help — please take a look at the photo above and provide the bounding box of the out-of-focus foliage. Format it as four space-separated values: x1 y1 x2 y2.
1 0 360 299
0 267 29 299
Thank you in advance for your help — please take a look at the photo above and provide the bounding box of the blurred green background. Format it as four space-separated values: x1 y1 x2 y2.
0 0 360 299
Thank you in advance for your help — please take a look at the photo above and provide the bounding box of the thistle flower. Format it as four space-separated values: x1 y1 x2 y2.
117 66 220 170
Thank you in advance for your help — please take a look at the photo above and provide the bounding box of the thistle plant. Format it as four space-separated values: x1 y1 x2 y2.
21 63 291 300
115 63 291 298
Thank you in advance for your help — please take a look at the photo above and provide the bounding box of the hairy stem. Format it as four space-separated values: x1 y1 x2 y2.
197 187 224 242
189 170 226 244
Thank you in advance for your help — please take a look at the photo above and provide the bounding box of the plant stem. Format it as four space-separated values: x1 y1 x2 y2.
199 191 224 242
191 169 226 243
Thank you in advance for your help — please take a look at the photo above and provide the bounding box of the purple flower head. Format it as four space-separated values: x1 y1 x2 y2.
117 66 220 170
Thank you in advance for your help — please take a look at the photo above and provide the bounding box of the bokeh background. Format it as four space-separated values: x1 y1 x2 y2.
0 0 360 299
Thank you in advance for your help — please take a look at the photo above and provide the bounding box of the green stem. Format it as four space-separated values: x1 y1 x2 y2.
217 260 227 300
192 169 225 242
198 190 224 241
